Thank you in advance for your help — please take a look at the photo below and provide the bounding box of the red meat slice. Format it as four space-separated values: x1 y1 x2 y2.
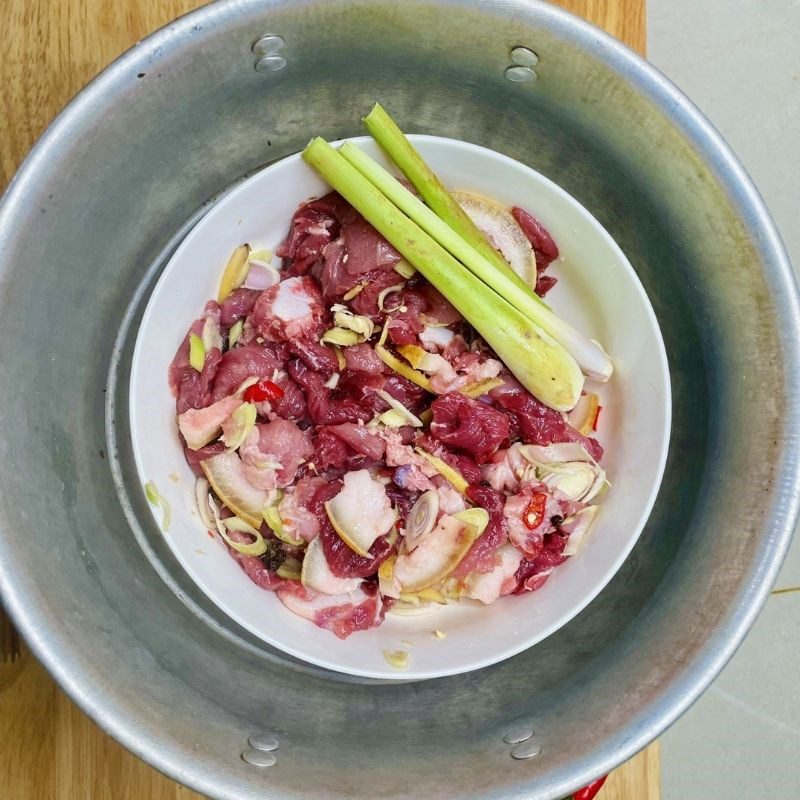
429 392 510 457
344 343 384 374
341 217 401 274
288 338 339 379
419 283 462 325
327 423 386 461
289 359 374 426
220 288 262 325
319 516 395 579
209 344 282 402
490 371 603 461
513 530 570 593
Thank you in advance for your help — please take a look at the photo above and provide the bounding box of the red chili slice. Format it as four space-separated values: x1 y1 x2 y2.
523 493 548 530
243 379 285 404
570 775 607 800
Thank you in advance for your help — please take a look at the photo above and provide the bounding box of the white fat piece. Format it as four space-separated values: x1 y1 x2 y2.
272 276 316 321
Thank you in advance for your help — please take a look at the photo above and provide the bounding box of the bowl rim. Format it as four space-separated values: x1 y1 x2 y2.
128 132 671 681
1 0 798 797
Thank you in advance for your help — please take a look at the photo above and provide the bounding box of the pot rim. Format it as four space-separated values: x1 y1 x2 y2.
0 1 798 797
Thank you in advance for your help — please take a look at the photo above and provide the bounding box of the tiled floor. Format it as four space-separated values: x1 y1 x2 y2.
648 1 800 796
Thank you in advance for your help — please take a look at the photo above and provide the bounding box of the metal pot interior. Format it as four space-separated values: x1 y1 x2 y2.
0 1 797 798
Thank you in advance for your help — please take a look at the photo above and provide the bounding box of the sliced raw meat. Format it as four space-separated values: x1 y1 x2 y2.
276 582 384 639
210 344 282 403
341 217 401 274
239 419 313 489
490 371 603 461
220 288 261 325
429 392 510 457
344 343 384 374
289 359 373 425
327 423 386 461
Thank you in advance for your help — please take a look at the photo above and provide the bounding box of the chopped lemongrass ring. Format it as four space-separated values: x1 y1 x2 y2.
383 649 410 670
217 243 251 302
321 327 363 346
228 319 244 347
414 448 468 494
393 259 416 279
222 402 257 452
333 308 374 338
343 282 368 300
194 478 215 530
145 481 171 532
188 333 205 372
374 389 423 427
377 283 405 312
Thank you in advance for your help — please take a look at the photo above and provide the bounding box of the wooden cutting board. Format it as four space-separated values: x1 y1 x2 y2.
0 1 656 798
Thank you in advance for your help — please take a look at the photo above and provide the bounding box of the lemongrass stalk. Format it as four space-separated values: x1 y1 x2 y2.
302 137 583 411
340 140 612 382
363 103 537 298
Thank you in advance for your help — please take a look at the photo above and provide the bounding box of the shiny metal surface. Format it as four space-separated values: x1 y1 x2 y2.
0 1 797 799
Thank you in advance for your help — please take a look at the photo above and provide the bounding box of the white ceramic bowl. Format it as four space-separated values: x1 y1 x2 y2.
130 135 670 681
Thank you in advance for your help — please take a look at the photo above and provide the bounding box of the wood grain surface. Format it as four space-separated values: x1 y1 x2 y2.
0 1 654 798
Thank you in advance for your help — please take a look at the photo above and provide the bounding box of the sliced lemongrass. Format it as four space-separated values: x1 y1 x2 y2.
343 281 367 301
194 477 215 530
414 448 468 494
144 481 171 532
374 389 423 427
393 258 416 279
188 333 205 372
321 327 363 346
562 505 600 556
201 314 223 353
276 556 302 580
333 308 374 338
217 515 268 557
377 283 405 312
453 507 490 538
217 244 251 302
222 402 257 452
460 377 504 398
228 319 244 347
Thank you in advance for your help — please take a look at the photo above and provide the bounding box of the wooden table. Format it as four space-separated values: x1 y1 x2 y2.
0 1 657 797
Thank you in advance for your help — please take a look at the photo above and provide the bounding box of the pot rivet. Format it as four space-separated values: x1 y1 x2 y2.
255 56 287 73
248 734 279 752
252 35 285 55
511 739 542 759
503 726 534 744
242 748 277 767
510 46 539 67
504 65 537 83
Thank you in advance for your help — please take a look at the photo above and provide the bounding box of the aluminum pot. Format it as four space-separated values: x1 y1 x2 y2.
0 1 797 798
